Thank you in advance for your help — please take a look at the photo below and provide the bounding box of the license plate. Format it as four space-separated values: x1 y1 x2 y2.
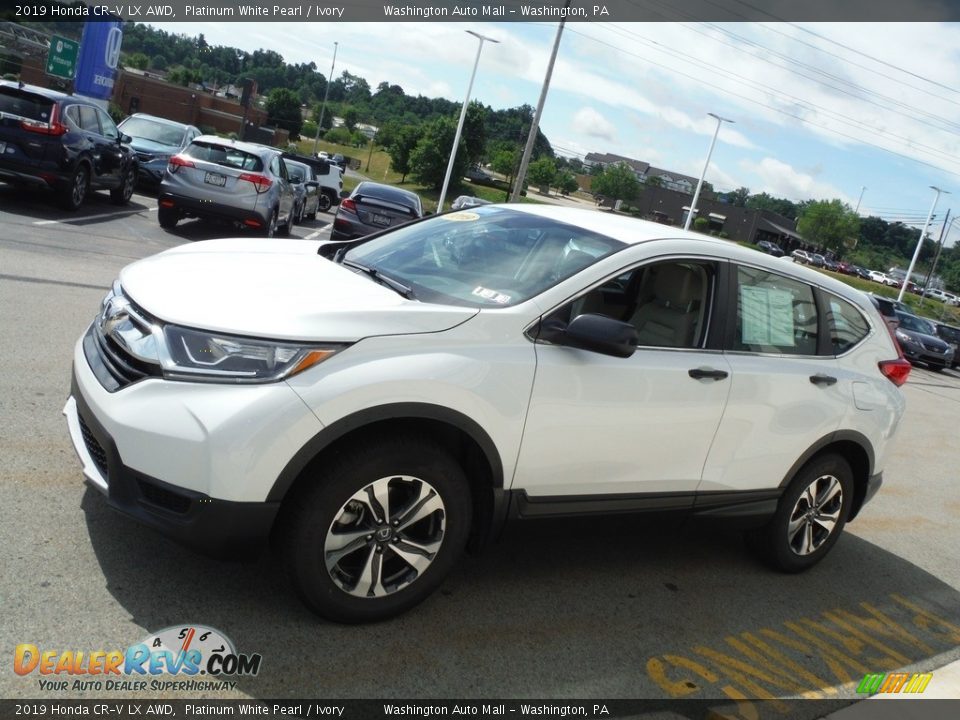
204 172 226 187
371 213 390 226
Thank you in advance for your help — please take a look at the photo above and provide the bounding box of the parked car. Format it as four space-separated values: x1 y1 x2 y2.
868 270 897 286
934 323 960 368
330 153 347 169
283 158 320 224
465 165 495 184
810 253 826 268
0 81 137 209
755 240 784 257
823 258 840 272
791 249 812 264
894 311 954 371
851 265 871 280
117 113 200 189
450 195 492 210
158 135 295 236
65 206 909 623
331 181 423 240
281 151 342 213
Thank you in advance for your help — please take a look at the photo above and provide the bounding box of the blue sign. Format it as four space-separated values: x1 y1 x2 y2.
74 21 123 100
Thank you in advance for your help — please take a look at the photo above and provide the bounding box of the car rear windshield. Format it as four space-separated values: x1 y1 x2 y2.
183 141 263 172
342 206 625 307
0 87 55 122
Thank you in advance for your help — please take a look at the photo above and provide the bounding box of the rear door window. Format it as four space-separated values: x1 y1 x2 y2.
734 265 818 355
78 105 101 133
0 88 54 122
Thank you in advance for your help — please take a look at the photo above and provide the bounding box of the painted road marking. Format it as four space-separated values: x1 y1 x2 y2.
34 206 157 226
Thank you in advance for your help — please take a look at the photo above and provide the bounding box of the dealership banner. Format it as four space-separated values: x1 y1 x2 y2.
73 19 123 100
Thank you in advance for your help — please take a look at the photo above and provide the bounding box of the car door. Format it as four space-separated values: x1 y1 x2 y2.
273 155 294 223
698 262 850 495
511 257 732 511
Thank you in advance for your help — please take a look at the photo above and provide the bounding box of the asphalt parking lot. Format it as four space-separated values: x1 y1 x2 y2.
2 185 959 718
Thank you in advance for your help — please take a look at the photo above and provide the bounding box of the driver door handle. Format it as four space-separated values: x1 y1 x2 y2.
688 367 729 381
809 374 838 386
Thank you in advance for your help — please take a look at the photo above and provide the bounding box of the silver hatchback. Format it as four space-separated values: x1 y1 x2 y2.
158 135 295 236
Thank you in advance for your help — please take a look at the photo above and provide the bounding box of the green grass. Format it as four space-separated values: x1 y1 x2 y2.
294 138 543 212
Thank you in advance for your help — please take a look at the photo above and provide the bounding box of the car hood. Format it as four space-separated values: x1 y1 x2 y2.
898 328 950 350
119 239 478 341
127 137 179 155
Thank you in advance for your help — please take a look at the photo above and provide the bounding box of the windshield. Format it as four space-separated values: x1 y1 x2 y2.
119 117 185 146
342 206 625 307
897 313 935 334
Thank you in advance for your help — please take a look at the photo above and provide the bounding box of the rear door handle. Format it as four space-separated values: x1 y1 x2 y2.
809 374 838 386
688 367 729 381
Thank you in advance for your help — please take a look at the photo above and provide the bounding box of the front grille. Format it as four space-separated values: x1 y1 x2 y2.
137 480 191 514
83 296 162 391
78 413 109 478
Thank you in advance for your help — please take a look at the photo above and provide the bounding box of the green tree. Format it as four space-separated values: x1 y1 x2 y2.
387 125 422 183
126 52 149 70
324 127 352 145
462 101 486 166
342 106 360 131
645 175 663 188
746 192 798 220
150 54 168 71
490 148 518 179
527 157 557 194
266 87 303 137
797 199 861 255
592 162 640 208
557 171 579 195
727 186 751 207
410 117 467 191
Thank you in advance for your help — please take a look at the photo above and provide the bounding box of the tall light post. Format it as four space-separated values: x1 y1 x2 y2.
854 185 866 215
899 186 949 302
437 30 499 213
684 112 734 231
312 41 338 156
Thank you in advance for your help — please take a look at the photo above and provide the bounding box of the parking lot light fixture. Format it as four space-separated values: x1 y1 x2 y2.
899 186 948 302
312 42 338 156
437 30 499 213
684 112 734 231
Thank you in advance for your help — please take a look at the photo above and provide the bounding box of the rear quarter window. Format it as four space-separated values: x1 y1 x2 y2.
826 295 870 354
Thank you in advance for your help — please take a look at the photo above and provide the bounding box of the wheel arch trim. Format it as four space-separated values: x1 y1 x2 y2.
266 402 504 503
777 430 875 516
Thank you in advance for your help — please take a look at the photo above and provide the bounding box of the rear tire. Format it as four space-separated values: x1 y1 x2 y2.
281 437 472 623
263 209 278 238
748 453 853 573
318 192 333 213
59 165 89 210
157 206 178 229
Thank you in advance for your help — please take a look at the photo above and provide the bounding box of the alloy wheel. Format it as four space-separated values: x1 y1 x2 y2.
786 473 843 556
324 475 446 598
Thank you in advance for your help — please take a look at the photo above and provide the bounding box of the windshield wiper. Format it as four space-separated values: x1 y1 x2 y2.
342 259 415 299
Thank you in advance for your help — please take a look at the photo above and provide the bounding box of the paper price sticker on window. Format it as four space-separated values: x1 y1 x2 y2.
472 287 511 304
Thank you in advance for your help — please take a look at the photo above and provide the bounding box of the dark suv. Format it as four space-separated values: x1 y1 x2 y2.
0 82 137 209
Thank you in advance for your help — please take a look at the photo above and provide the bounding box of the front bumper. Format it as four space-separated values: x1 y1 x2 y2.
64 334 325 557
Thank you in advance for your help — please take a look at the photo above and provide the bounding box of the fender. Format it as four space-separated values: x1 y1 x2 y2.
266 402 504 502
778 429 875 488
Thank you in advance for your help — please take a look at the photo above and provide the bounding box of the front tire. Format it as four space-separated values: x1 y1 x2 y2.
748 453 853 573
282 437 472 623
110 166 136 205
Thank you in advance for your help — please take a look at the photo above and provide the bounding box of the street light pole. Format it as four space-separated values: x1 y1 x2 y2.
437 30 499 213
855 185 866 215
684 112 734 231
312 42 338 156
899 186 949 302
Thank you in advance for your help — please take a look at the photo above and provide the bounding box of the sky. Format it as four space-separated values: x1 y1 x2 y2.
148 20 960 243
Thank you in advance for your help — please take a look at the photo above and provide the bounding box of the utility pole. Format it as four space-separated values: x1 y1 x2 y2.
312 42 338 156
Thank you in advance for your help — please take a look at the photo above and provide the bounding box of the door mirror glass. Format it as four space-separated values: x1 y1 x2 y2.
558 314 637 358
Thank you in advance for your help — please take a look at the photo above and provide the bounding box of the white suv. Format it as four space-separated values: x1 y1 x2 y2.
65 206 909 623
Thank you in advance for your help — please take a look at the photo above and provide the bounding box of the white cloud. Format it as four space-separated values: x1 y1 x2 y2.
572 107 617 142
740 157 851 203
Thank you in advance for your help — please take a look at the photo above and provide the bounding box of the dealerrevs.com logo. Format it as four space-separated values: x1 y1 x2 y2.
15 625 262 692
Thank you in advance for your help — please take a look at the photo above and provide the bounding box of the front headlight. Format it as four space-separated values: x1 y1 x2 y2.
162 326 342 383
895 331 917 346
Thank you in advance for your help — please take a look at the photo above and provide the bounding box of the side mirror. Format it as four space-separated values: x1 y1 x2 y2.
305 180 318 188
557 314 637 358
119 133 132 145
